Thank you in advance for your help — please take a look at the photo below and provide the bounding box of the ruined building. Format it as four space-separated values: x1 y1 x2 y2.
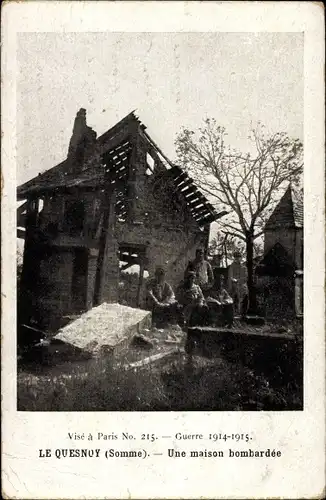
17 110 226 331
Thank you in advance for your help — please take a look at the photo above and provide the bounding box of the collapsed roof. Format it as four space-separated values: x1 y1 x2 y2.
17 111 226 227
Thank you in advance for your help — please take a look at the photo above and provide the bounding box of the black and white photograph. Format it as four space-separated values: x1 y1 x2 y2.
2 2 325 499
16 31 304 412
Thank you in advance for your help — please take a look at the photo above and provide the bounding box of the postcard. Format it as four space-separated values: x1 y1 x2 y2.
1 1 325 498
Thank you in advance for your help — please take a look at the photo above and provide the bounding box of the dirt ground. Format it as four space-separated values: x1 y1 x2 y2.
17 318 303 411
17 323 186 376
18 317 301 378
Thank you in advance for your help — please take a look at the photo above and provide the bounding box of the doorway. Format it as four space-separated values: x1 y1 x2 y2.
118 244 148 308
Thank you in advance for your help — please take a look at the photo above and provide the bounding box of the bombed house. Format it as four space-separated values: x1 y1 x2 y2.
17 109 226 331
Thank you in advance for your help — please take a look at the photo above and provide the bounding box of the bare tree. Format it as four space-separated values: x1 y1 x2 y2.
175 119 303 312
209 231 244 263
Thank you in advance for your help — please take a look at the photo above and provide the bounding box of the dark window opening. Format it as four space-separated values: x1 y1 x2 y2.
64 200 86 236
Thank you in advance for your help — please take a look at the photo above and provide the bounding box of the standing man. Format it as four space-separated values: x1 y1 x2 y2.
146 267 178 326
186 248 214 295
228 251 248 316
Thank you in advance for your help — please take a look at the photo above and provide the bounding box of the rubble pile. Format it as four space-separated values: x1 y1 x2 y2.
54 302 151 355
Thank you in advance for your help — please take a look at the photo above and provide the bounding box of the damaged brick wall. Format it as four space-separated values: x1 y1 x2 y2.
116 222 206 293
36 249 74 331
40 191 101 240
114 133 206 290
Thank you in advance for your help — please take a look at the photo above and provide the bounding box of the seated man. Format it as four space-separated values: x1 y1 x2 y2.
218 275 234 327
205 275 234 327
146 267 178 327
176 270 210 327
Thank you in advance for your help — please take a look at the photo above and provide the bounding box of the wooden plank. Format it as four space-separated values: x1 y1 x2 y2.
190 206 213 219
173 172 188 183
187 326 298 341
177 184 195 196
177 185 197 198
125 347 180 370
196 214 217 226
187 199 209 210
195 211 216 222
110 161 128 173
105 141 131 157
18 175 103 196
99 130 133 159
177 186 199 199
185 189 207 201
175 177 193 189
105 158 129 172
141 129 175 168
107 147 131 160
192 205 213 218
184 191 206 203
195 202 216 214
186 197 207 209
169 169 185 181
93 190 116 306
106 157 124 168
136 257 145 307
192 211 213 224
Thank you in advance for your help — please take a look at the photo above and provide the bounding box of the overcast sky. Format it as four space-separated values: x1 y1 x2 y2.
17 32 303 185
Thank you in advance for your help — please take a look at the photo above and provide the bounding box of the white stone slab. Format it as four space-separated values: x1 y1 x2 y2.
125 347 182 370
54 302 152 354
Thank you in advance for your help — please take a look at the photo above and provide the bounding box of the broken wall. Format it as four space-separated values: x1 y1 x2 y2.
116 222 206 301
36 249 74 331
83 129 208 309
20 119 213 328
